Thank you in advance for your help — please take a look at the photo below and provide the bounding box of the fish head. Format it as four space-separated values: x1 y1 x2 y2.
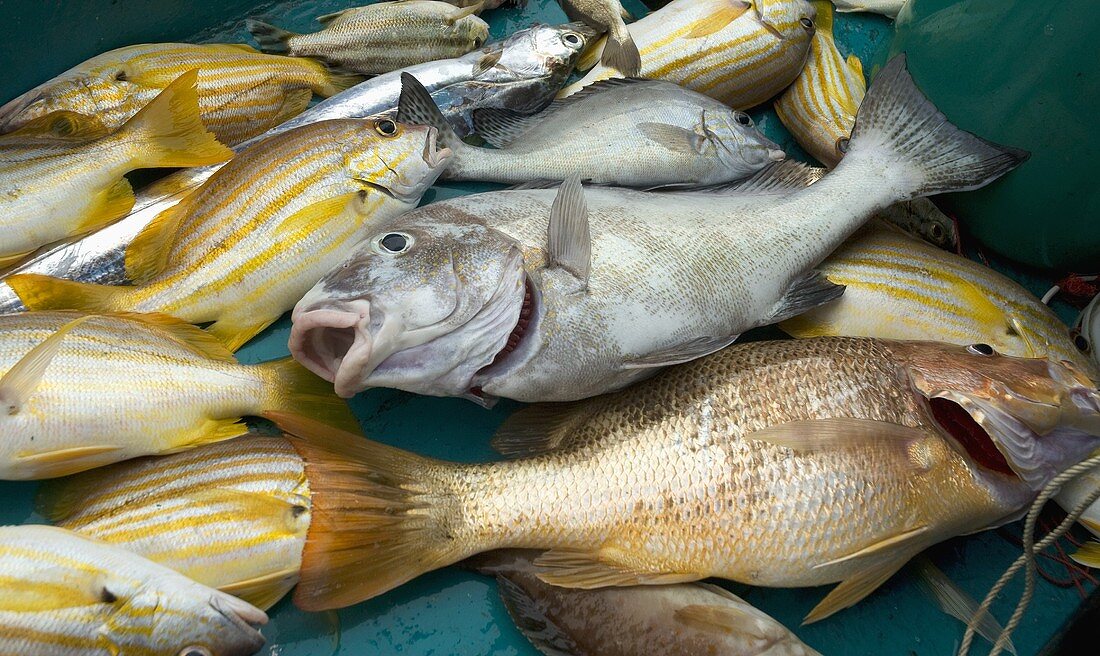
698 108 787 176
492 22 596 81
892 340 1100 491
291 207 528 400
462 16 491 51
347 117 453 203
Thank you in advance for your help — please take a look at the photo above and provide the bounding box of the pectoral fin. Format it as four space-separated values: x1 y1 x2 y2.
686 1 750 38
745 417 930 458
494 574 582 656
445 4 480 22
534 547 699 588
0 315 92 414
804 555 909 623
547 174 590 284
274 192 367 238
637 122 705 154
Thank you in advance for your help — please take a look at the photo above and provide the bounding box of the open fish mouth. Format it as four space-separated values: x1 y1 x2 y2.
423 126 452 169
289 301 374 398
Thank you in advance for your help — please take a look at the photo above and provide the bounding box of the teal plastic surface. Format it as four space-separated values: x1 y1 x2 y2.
0 1 1092 655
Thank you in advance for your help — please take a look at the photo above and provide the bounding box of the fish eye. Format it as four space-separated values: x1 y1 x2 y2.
473 36 483 48
375 119 399 137
835 137 850 154
967 343 995 356
562 32 582 47
800 16 815 31
177 648 212 656
733 112 752 127
929 223 946 242
1074 332 1090 353
377 232 412 254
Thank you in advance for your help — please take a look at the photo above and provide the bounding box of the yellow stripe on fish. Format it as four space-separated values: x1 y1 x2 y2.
0 70 233 270
774 0 865 167
0 42 361 146
6 117 448 351
560 0 816 109
0 311 358 479
40 436 310 611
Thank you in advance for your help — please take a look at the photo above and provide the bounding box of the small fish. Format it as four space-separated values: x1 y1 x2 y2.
558 0 641 76
290 56 1026 403
0 71 232 271
247 1 490 76
0 311 358 480
271 336 1100 617
875 197 959 251
831 0 908 19
467 549 822 656
399 73 784 187
0 524 267 656
7 116 451 351
774 1 864 167
560 0 816 110
0 43 359 146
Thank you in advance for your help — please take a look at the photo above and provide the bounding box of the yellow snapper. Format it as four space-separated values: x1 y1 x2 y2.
0 43 359 146
269 337 1100 620
0 311 358 480
774 1 865 167
559 0 816 109
0 70 232 270
7 116 451 351
40 436 312 611
0 524 267 656
247 1 490 76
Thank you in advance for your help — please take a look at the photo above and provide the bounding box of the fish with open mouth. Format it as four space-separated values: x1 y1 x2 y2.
290 56 1028 403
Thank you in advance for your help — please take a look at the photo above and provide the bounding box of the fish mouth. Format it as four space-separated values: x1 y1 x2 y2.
289 302 374 398
474 276 535 381
0 88 43 131
211 594 267 653
423 126 453 169
767 148 786 162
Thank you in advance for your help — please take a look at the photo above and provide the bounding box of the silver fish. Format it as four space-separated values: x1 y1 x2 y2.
0 23 593 314
398 73 785 187
289 56 1027 403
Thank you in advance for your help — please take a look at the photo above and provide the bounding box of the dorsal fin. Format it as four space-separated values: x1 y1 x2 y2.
546 175 590 284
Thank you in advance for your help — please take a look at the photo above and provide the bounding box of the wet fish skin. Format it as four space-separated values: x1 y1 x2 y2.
0 524 266 656
559 0 641 76
560 0 816 109
832 0 908 19
247 1 490 76
468 550 822 656
0 23 588 313
0 42 357 147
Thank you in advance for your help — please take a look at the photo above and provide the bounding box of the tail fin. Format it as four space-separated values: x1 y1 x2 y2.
5 273 131 313
246 19 298 55
258 358 361 435
267 412 467 611
116 69 234 169
846 55 1028 199
396 72 463 154
601 23 641 77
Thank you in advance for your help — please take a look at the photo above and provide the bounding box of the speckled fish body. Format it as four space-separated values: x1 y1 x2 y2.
774 1 865 167
247 1 489 76
287 337 1100 618
7 117 450 352
560 0 815 109
0 524 266 656
40 437 310 611
469 550 822 656
0 43 355 147
0 23 588 314
0 311 355 480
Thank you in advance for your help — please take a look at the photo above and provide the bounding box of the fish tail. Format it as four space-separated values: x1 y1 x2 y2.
246 19 298 55
844 55 1028 199
258 358 362 435
5 273 132 313
600 23 641 77
396 72 464 154
266 412 470 611
116 69 234 168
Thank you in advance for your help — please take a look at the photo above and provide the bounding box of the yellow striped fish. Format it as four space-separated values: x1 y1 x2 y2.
779 223 1099 380
0 43 360 146
773 1 865 167
0 70 232 270
7 117 451 351
0 311 358 480
0 524 267 656
40 436 310 611
559 0 816 109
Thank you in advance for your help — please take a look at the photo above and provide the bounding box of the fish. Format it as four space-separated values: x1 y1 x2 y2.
247 1 490 76
447 0 528 11
0 23 591 314
39 436 312 611
559 0 816 110
1058 293 1100 541
1075 291 1100 371
831 0 908 19
875 197 959 251
773 1 864 168
271 336 1100 618
289 56 1027 403
0 71 232 271
398 73 784 187
0 42 359 147
6 114 451 352
0 311 358 480
0 524 267 656
467 549 822 656
558 0 641 76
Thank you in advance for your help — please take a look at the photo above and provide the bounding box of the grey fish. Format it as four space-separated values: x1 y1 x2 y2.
876 197 959 251
559 0 641 76
398 73 785 187
468 550 822 656
0 23 592 314
289 56 1027 403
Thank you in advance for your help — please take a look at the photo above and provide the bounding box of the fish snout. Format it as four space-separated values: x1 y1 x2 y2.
289 300 374 398
423 126 453 169
209 593 267 655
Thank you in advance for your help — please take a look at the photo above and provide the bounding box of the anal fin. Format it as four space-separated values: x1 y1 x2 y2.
534 547 698 589
804 556 910 624
75 177 135 233
219 567 299 611
15 445 124 478
766 270 845 324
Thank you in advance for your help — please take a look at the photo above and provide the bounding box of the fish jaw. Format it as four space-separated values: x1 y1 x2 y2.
289 301 373 397
206 592 269 655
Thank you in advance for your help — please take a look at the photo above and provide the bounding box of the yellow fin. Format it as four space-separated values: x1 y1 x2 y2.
0 250 35 272
75 177 135 233
847 53 864 79
206 314 278 353
811 0 834 34
8 110 111 140
274 192 368 238
110 312 236 363
686 1 750 38
219 567 300 611
577 34 608 72
124 203 182 284
674 603 768 639
0 315 93 414
533 548 699 588
778 312 838 338
0 566 108 612
259 358 361 434
114 69 234 169
813 525 930 569
1081 518 1100 536
804 556 909 624
5 273 131 313
164 417 251 452
1071 541 1100 568
273 87 314 125
16 445 124 478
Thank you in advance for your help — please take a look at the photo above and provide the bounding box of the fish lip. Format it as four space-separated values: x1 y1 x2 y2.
289 305 371 397
210 594 267 653
767 148 787 162
423 127 453 169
